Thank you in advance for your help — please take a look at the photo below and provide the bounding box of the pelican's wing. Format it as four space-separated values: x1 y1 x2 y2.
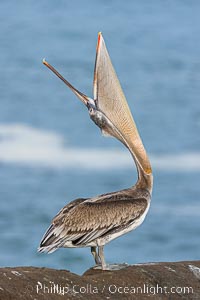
93 33 151 174
38 194 148 252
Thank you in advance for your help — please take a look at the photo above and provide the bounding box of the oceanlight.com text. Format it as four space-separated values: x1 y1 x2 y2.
36 281 193 296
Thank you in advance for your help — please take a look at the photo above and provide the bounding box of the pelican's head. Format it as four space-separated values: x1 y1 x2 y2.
87 102 107 132
84 98 124 141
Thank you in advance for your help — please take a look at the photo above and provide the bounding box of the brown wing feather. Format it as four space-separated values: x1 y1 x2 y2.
54 197 147 235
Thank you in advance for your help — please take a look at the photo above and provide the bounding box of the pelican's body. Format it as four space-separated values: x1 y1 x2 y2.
38 33 153 270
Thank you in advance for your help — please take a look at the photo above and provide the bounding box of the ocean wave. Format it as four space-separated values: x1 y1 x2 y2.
0 123 199 171
154 204 200 217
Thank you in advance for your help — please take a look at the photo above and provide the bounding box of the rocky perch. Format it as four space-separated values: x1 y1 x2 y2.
0 261 200 299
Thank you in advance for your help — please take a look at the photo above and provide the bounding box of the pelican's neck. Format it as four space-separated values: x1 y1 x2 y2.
90 109 153 194
133 159 153 195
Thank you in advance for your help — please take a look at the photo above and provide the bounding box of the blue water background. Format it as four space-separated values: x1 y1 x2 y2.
0 1 200 274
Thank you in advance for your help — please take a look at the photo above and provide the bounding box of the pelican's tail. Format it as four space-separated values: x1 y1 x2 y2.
38 224 65 253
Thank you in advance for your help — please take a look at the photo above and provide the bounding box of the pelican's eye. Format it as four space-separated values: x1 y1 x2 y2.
89 107 94 114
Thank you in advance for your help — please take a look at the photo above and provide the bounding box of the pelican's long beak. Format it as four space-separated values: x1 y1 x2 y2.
43 59 90 106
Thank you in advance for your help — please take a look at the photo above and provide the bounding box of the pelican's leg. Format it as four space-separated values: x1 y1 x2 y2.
98 246 106 270
91 246 101 264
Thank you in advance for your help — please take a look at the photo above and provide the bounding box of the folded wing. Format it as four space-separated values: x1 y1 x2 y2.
38 195 148 253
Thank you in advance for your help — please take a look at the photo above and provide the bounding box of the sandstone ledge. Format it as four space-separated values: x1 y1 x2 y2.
0 261 200 299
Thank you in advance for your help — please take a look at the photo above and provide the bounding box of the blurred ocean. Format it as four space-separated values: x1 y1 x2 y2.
0 1 200 274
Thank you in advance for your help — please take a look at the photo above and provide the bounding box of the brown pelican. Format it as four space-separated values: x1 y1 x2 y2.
38 32 153 270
